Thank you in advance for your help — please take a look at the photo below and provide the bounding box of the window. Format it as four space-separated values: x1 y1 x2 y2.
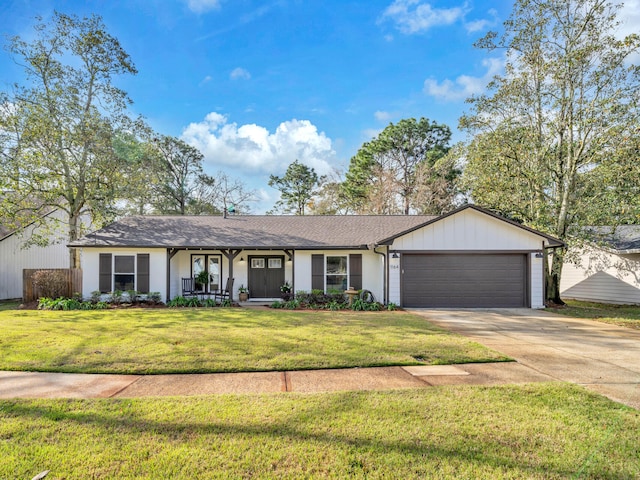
114 255 135 291
268 258 282 269
251 258 265 268
326 256 348 292
191 254 221 292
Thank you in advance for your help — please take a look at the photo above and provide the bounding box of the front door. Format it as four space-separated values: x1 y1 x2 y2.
249 256 284 298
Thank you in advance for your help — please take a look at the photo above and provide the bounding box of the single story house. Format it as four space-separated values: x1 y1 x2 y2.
0 208 71 300
69 204 563 308
561 226 640 305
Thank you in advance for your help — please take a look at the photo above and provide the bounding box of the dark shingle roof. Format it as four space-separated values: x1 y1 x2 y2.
585 226 640 252
69 214 439 249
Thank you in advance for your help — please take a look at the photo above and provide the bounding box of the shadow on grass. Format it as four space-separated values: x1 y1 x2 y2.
2 387 633 479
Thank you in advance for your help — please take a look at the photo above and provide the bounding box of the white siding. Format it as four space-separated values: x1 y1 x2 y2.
561 246 640 305
392 208 543 251
388 254 401 305
81 248 167 300
530 253 544 308
389 208 548 308
0 211 70 300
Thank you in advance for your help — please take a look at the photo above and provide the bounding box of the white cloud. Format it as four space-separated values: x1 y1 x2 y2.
186 0 221 14
424 57 503 102
616 0 640 37
230 67 251 80
181 113 336 176
374 111 393 122
199 75 213 86
380 0 467 34
464 8 498 33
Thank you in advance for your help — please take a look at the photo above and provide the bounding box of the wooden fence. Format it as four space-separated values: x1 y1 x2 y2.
23 269 83 302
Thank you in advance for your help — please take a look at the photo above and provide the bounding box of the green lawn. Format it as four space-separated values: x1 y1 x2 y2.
550 299 640 330
2 384 638 479
0 308 509 374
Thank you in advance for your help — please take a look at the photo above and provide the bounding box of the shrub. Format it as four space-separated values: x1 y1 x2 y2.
32 270 67 299
167 296 189 308
125 290 139 303
147 292 162 304
37 297 104 311
109 290 123 305
90 290 102 303
167 296 204 308
203 298 217 308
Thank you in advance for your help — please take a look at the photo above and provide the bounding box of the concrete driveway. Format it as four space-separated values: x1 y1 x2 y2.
409 308 640 410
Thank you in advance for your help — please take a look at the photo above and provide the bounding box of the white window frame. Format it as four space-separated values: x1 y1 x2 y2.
251 258 265 269
113 255 136 291
268 258 282 269
325 255 349 292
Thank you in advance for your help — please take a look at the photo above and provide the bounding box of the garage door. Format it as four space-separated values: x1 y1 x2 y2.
402 254 528 308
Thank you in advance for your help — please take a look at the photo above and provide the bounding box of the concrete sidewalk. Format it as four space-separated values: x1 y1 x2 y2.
0 362 554 399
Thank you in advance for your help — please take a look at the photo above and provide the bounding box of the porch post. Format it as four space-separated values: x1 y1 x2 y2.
221 249 242 302
166 248 179 302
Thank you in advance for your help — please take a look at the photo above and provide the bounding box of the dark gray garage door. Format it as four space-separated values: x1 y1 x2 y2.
402 254 528 308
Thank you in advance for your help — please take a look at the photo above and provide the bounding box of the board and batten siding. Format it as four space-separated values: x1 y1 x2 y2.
561 246 640 305
388 208 546 308
81 247 167 300
0 213 70 300
391 209 543 251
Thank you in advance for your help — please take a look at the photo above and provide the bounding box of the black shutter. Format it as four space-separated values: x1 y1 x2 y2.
311 254 324 291
137 254 150 293
99 253 112 293
349 254 362 290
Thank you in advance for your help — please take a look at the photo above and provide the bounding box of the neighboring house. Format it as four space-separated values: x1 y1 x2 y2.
0 209 70 300
69 204 563 308
561 226 640 305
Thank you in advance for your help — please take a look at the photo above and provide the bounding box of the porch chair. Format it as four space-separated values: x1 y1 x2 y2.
181 277 197 298
215 277 234 303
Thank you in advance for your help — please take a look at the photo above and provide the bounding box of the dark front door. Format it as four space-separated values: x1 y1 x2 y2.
249 256 284 298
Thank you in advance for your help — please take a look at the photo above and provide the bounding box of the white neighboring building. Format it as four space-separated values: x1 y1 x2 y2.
71 205 563 308
561 226 640 305
0 209 70 300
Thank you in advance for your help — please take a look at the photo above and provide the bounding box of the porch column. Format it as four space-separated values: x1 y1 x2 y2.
221 249 242 301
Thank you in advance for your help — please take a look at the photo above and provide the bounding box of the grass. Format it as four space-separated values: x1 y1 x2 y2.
550 299 640 330
0 300 20 312
0 308 509 374
1 384 638 479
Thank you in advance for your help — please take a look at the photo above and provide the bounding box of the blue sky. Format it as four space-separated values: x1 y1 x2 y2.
2 0 638 211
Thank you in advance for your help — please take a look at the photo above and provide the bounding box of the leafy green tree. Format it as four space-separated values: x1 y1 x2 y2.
150 135 205 215
268 160 319 215
343 118 453 214
460 0 640 303
0 12 138 267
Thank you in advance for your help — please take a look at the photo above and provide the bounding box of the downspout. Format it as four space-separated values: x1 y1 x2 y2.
373 245 387 305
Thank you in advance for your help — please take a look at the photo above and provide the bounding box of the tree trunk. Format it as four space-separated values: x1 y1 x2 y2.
546 247 566 305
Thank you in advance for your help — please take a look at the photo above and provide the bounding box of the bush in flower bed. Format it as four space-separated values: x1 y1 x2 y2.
38 297 109 311
37 291 164 310
270 289 384 311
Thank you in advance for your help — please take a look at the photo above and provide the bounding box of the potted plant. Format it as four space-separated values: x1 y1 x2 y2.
280 281 293 301
238 285 249 302
195 270 209 291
